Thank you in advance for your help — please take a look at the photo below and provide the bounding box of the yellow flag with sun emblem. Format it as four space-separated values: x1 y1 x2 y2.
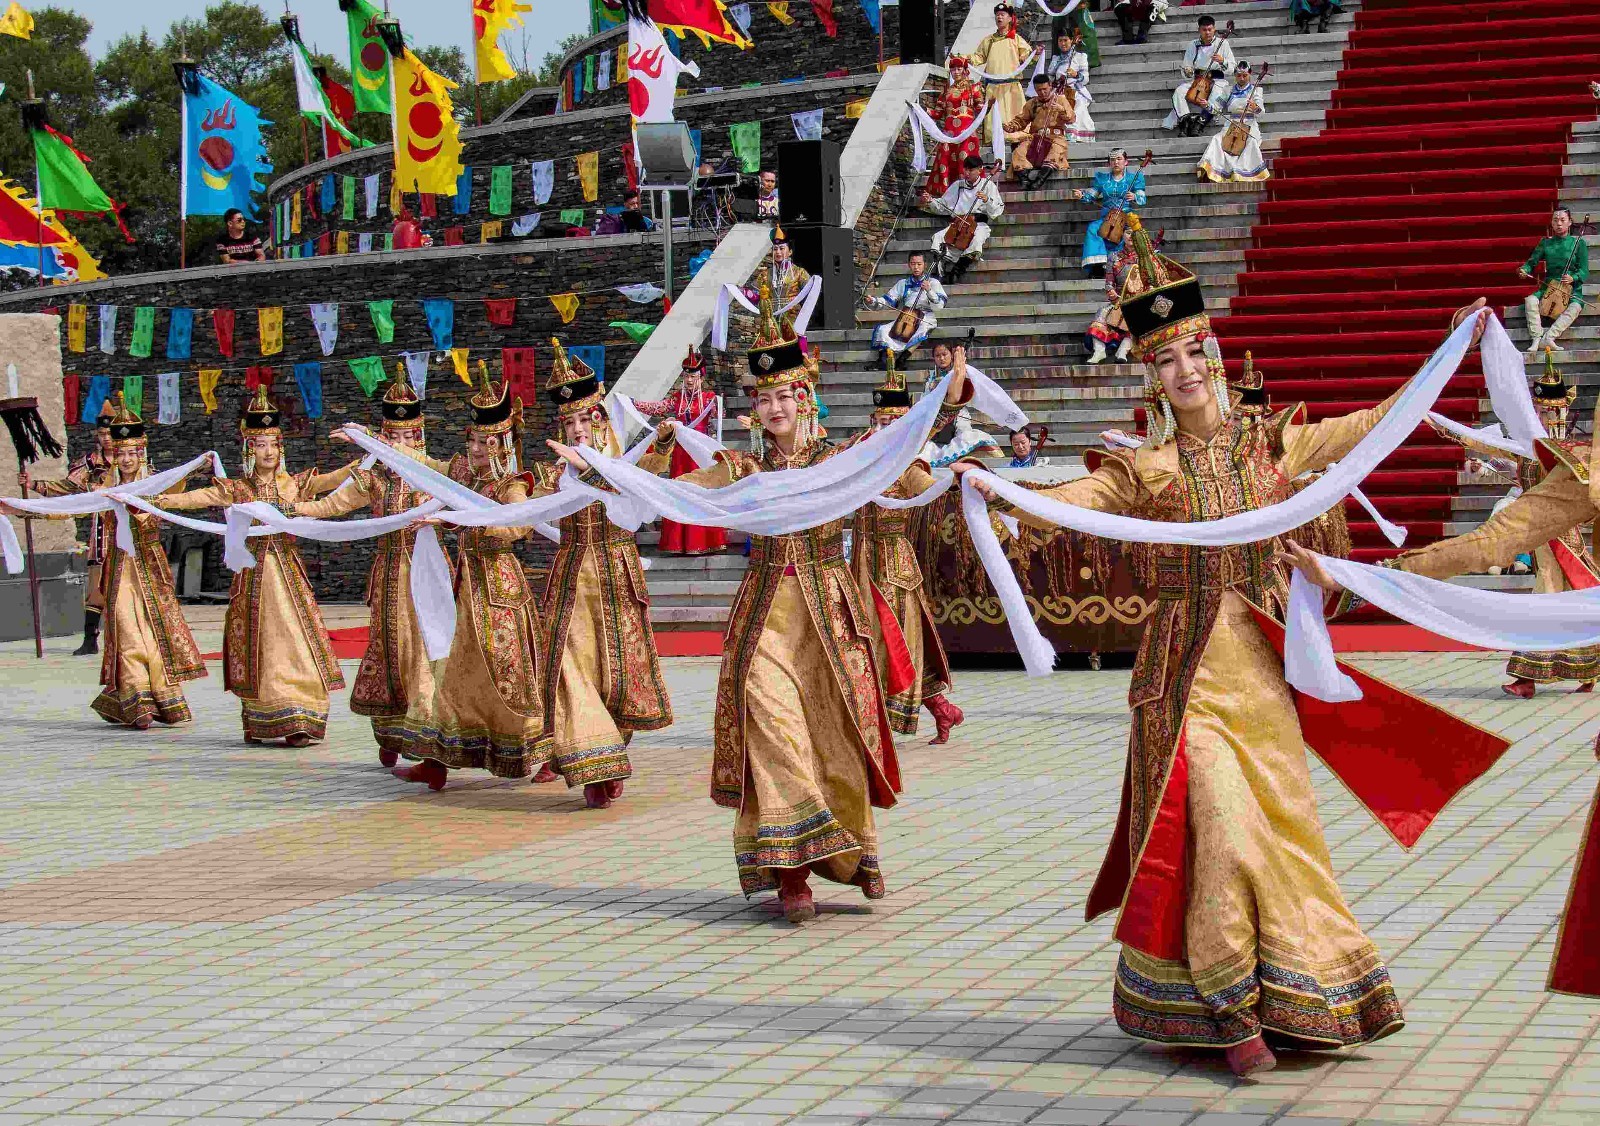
474 0 532 84
392 49 465 196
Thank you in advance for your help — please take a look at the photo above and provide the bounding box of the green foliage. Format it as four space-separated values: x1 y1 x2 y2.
0 4 561 281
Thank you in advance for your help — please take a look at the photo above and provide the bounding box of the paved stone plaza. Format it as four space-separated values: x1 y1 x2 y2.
4 616 1600 1126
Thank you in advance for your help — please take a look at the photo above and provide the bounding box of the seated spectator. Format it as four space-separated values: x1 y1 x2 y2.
1008 428 1036 468
216 208 267 265
595 191 657 235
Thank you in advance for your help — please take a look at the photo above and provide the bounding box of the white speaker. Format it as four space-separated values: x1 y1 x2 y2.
635 123 699 190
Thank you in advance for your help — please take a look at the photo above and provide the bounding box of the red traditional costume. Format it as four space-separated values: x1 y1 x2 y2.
923 56 986 199
633 346 726 555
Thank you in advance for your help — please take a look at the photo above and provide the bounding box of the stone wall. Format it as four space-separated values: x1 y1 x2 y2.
0 236 703 601
265 76 878 257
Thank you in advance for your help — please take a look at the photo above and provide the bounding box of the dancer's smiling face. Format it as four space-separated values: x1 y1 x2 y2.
248 434 281 474
1151 335 1214 415
114 445 143 478
562 412 596 447
754 384 799 442
467 430 496 470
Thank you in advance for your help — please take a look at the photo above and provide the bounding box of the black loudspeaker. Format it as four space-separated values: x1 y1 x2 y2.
778 140 842 227
900 0 939 65
784 224 856 329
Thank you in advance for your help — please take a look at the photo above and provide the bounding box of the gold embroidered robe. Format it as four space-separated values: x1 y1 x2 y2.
295 466 436 750
33 452 111 609
851 460 952 734
645 389 969 897
401 457 550 777
161 468 349 742
1434 430 1600 683
526 463 671 787
1010 402 1407 1049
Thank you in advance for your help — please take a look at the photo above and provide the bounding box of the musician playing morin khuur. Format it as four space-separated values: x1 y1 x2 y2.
1047 27 1097 143
919 155 1004 284
1163 15 1234 136
970 2 1034 128
1520 207 1588 357
866 249 947 365
1005 73 1073 190
1075 149 1148 277
1198 62 1269 183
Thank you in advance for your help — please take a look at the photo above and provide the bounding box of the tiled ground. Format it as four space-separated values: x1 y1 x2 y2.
3 617 1600 1126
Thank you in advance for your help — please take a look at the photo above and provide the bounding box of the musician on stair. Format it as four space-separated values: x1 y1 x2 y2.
1197 62 1269 184
1005 73 1073 191
866 250 948 367
1163 16 1235 137
919 156 1005 285
1519 207 1588 358
1047 27 1097 143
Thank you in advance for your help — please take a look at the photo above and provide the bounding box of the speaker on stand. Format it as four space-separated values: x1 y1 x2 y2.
777 140 842 227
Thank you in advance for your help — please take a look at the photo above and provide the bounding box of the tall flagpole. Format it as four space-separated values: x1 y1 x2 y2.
174 43 193 270
469 0 482 126
24 71 44 288
285 4 311 164
378 8 403 208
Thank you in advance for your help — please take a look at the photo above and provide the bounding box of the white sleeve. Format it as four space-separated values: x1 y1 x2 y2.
928 280 949 308
985 182 1005 219
1217 41 1236 73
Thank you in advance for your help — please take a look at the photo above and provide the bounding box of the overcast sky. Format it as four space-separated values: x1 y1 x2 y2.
72 0 591 74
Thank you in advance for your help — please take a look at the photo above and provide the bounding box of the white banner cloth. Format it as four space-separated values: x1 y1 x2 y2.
309 303 340 356
908 100 997 172
1285 556 1600 703
958 313 1529 675
711 274 822 350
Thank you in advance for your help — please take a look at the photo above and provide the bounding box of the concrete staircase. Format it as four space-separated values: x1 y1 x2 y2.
813 0 1360 449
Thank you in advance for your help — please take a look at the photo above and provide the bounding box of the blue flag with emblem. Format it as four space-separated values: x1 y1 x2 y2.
180 71 273 219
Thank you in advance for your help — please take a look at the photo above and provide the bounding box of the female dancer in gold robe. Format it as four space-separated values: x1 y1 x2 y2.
528 340 672 808
159 390 351 745
391 376 551 790
294 380 437 764
959 219 1494 1074
1427 353 1600 697
6 395 206 727
553 295 971 923
851 358 963 743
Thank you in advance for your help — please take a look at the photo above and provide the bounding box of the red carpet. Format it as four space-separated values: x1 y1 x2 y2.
205 626 729 661
1211 0 1597 580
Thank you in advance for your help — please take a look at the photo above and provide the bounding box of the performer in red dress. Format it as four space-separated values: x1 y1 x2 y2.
634 346 727 555
923 55 986 199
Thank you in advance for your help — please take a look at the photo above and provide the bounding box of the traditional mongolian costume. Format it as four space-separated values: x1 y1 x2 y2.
970 3 1034 130
868 268 947 358
1004 80 1073 188
1047 34 1097 142
637 293 972 922
853 364 964 744
632 345 726 555
160 389 350 745
293 380 437 764
1198 65 1269 184
533 340 673 808
32 407 112 655
923 55 987 199
1163 29 1235 133
994 217 1486 1066
1078 156 1148 272
393 376 551 789
35 396 205 727
1521 223 1588 356
1429 353 1600 696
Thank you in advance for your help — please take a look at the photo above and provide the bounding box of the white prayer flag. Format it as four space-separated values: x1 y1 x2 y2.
792 108 824 141
309 303 340 357
98 305 116 354
617 282 665 303
531 160 554 205
157 372 181 425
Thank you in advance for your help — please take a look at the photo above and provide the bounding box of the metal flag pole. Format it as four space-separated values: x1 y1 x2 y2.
24 70 43 288
0 371 64 659
173 37 195 270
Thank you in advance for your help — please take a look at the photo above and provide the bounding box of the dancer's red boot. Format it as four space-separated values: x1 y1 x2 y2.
777 867 816 923
925 693 965 745
1225 1035 1276 1077
1577 682 1595 694
532 763 559 783
1503 678 1536 699
605 779 624 801
392 759 447 791
378 748 399 767
583 782 613 809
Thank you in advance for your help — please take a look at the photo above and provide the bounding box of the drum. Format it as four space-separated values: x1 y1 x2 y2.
1541 279 1575 319
1098 209 1128 246
890 307 925 345
1221 121 1250 158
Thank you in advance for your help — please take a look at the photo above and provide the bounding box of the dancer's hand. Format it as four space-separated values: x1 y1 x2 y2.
1279 539 1342 593
548 440 591 472
951 459 996 500
1450 296 1489 345
948 345 969 402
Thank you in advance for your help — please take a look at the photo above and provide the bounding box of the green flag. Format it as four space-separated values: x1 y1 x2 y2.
343 0 392 114
348 355 386 396
341 175 356 220
729 121 761 173
489 165 512 217
368 300 395 344
609 320 655 345
129 307 155 358
123 375 143 418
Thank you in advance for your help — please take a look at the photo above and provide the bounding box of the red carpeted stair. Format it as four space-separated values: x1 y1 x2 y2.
1211 0 1599 561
